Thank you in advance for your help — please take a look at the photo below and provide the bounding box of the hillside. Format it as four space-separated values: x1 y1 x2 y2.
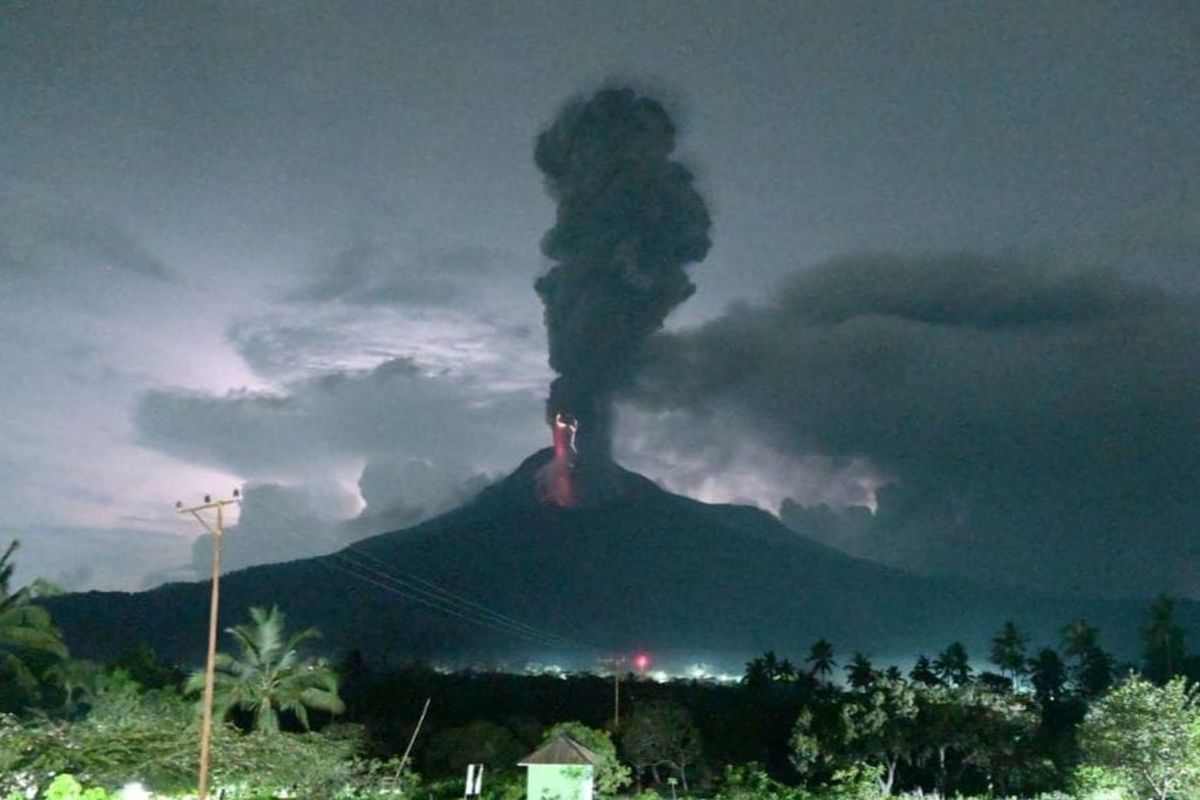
47 449 1190 671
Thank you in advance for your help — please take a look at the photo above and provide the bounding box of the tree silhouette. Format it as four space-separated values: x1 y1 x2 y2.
846 652 877 689
909 655 940 687
742 649 795 691
1027 648 1067 705
989 621 1028 685
1061 619 1115 699
1142 595 1187 683
185 605 344 733
933 642 973 687
806 639 836 680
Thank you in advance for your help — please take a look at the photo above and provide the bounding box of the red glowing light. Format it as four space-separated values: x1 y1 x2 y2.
552 413 578 459
634 653 651 672
538 413 579 508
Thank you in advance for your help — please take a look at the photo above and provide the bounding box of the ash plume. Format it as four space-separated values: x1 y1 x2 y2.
534 88 712 459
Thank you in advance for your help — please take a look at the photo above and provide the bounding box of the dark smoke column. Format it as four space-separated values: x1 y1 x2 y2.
535 88 712 460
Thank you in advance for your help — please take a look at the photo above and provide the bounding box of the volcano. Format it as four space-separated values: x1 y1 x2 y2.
46 450 1193 671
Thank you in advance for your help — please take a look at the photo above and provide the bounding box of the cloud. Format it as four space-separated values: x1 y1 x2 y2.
190 463 497 576
191 481 356 575
134 356 547 565
136 357 545 478
613 405 885 511
344 456 496 536
287 239 498 308
0 191 171 282
2 526 193 592
632 253 1200 597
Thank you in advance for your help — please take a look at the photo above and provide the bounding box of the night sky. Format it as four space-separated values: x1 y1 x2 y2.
2 2 1197 599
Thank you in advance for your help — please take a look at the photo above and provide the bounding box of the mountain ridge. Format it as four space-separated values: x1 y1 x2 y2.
46 449 1195 672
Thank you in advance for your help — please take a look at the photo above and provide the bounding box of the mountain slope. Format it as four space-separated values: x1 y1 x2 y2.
47 450 1188 670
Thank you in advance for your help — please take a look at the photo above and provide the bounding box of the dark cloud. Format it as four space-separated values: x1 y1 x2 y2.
634 254 1200 596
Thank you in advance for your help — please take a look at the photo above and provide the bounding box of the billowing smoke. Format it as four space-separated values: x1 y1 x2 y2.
534 88 712 459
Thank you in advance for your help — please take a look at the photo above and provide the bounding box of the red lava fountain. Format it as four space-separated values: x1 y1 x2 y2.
536 413 578 507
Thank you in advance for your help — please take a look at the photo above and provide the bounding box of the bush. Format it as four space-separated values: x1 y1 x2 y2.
714 763 811 800
1070 764 1131 800
827 764 884 800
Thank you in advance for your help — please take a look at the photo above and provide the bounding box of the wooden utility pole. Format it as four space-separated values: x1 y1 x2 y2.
598 655 627 730
177 491 240 800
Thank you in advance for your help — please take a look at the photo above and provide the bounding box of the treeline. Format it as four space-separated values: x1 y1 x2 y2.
3 531 1199 798
334 594 1196 796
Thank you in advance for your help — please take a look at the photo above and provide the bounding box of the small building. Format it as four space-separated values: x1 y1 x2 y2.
518 734 604 800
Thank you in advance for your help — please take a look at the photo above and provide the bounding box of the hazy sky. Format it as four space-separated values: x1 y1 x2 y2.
2 1 1197 595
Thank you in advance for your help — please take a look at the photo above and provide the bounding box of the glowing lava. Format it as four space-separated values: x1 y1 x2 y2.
536 413 579 507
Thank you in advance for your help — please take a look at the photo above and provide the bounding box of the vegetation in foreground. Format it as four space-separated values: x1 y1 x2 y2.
3 539 1200 799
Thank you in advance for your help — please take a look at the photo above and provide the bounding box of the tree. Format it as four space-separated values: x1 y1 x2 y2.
787 707 826 780
1027 648 1067 705
540 721 631 794
807 639 836 681
1141 594 1186 683
909 655 940 687
845 653 877 690
989 621 1028 685
1061 620 1114 699
1078 674 1200 800
742 650 795 691
0 540 68 707
185 605 344 733
932 642 972 687
426 719 525 774
621 701 702 791
843 678 918 795
913 685 1035 797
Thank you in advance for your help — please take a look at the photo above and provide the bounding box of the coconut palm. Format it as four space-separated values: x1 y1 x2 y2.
845 652 877 689
0 540 68 691
806 638 836 680
186 605 344 733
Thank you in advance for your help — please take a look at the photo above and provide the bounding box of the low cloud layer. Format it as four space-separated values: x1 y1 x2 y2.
136 356 546 572
633 254 1200 597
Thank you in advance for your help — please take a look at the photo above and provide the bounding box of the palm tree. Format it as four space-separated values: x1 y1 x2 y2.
932 642 972 687
1027 647 1067 704
806 638 836 680
1141 595 1186 683
186 605 344 733
845 652 877 689
0 540 68 692
1061 619 1115 698
989 621 1028 685
909 655 940 687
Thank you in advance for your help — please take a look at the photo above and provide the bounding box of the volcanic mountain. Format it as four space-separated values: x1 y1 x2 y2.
48 450 1189 671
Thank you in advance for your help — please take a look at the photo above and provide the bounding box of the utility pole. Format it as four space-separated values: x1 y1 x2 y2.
177 490 240 800
598 654 627 730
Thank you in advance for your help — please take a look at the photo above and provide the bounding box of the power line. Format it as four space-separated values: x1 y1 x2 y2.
321 550 583 649
232 499 594 652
